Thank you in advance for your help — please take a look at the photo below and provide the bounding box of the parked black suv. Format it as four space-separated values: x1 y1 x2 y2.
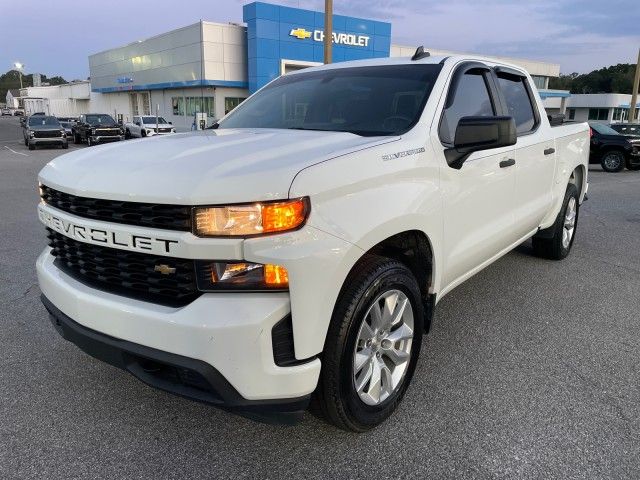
72 113 124 146
589 122 640 172
610 123 640 140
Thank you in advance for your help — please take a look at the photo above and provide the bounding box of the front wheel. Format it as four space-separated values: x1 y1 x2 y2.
87 136 93 147
532 183 579 260
600 150 625 172
316 255 424 432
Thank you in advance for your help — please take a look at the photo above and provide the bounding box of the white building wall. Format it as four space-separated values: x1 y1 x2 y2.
202 22 248 84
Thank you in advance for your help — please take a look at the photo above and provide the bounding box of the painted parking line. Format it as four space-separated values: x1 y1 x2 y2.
4 145 29 156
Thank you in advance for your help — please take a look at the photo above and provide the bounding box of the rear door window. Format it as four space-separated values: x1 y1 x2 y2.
496 73 537 134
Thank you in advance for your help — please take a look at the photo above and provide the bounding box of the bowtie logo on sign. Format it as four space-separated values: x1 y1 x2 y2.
289 28 370 47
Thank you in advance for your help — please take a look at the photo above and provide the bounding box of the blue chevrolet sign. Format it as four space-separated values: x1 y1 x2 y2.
243 2 392 93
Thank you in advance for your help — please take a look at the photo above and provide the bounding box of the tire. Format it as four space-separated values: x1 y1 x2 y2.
62 143 68 149
28 144 35 151
24 138 28 146
73 133 80 144
316 255 424 432
87 136 93 147
125 129 131 140
532 183 579 260
141 129 146 138
600 150 625 172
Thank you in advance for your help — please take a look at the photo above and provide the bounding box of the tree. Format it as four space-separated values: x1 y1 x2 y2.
549 63 637 94
0 70 68 101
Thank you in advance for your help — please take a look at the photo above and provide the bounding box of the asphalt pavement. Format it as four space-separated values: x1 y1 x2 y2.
0 115 638 479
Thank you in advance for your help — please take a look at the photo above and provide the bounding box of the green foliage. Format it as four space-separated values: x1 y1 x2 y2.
549 63 637 94
0 70 68 102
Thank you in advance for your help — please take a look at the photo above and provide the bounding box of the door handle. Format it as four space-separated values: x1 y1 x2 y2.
499 158 516 168
544 147 555 155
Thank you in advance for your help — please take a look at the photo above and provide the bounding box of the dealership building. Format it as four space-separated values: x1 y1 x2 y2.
20 1 629 130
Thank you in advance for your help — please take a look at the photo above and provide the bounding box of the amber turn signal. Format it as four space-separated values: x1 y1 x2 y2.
193 198 309 237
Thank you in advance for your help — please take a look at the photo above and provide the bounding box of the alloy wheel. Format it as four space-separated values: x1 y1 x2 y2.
352 289 414 406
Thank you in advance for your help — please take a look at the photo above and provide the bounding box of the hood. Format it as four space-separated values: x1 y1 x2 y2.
39 128 397 205
30 124 63 131
91 124 120 129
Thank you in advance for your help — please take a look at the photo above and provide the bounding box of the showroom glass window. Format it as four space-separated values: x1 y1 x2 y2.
568 109 575 120
225 97 246 115
496 73 537 134
588 108 608 120
439 71 495 144
172 97 184 116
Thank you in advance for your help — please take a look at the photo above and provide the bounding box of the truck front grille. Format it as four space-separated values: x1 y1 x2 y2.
47 229 199 307
96 129 120 137
34 130 62 138
40 185 192 231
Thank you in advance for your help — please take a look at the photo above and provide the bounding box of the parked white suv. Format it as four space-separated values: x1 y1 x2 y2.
124 115 176 138
36 52 589 431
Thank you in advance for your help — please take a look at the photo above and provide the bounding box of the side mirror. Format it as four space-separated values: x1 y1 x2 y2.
445 116 516 169
135 121 140 126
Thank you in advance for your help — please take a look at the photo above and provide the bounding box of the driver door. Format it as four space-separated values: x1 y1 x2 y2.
434 63 517 289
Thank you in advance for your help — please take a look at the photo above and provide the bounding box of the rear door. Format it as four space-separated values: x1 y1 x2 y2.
493 68 555 238
436 62 517 288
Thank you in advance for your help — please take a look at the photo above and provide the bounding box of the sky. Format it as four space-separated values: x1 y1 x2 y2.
1 0 638 80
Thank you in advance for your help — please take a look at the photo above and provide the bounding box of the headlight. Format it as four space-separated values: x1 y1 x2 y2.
61 130 66 137
196 261 289 290
193 198 309 237
29 130 35 137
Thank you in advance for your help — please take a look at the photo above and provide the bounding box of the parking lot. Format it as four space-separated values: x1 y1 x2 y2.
1 114 639 478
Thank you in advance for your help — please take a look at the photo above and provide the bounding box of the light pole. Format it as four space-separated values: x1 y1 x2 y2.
14 62 24 89
323 0 333 64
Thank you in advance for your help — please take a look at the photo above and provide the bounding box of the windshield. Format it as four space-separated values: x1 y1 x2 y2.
590 123 620 135
219 64 442 136
142 116 168 124
86 114 116 125
28 116 60 127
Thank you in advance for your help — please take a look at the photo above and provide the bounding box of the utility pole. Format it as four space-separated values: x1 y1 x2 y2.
629 48 640 123
323 0 333 64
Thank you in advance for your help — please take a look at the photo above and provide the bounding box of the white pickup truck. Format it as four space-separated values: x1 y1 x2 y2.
36 52 589 431
124 115 176 138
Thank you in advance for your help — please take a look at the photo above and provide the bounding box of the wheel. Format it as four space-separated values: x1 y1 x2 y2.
532 183 579 260
600 150 625 172
125 129 131 140
28 144 35 151
24 138 28 146
626 158 640 171
316 255 424 432
62 143 68 149
141 129 146 138
73 133 81 144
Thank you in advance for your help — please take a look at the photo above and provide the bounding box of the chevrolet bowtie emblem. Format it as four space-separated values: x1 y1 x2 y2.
154 264 176 275
289 28 312 40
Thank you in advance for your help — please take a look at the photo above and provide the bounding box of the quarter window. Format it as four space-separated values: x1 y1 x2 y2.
496 73 537 134
439 71 495 145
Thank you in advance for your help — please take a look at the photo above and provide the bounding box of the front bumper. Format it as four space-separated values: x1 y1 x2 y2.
42 295 311 422
29 137 67 146
91 135 124 143
36 248 321 415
